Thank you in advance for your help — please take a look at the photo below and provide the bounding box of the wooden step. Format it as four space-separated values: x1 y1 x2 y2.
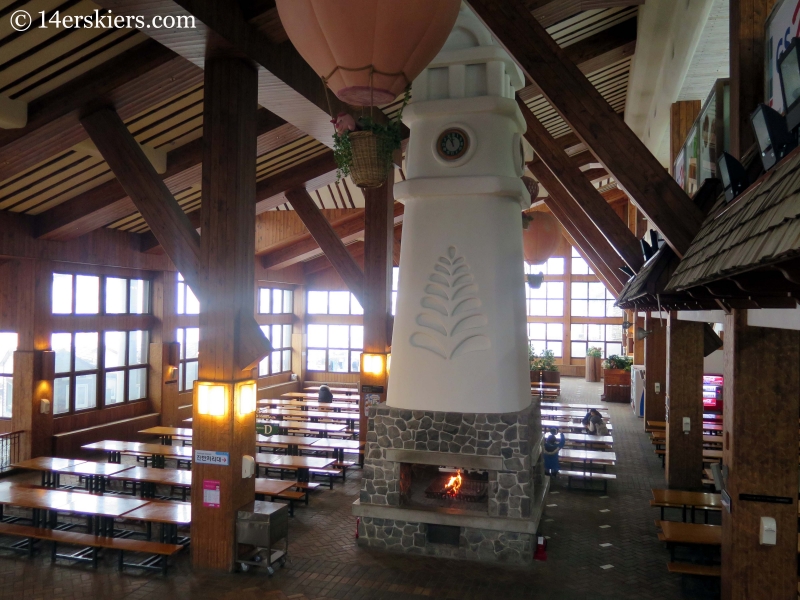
667 562 721 577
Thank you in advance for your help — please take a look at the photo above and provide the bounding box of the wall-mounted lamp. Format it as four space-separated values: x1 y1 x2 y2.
361 353 387 378
778 37 800 131
717 152 748 202
236 380 257 417
386 354 391 377
750 103 796 171
40 351 55 382
196 382 228 416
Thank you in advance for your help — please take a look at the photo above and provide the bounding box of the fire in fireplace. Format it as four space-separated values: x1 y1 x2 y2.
424 469 488 503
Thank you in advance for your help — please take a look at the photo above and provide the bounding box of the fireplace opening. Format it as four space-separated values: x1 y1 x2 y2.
424 470 488 503
400 464 489 513
426 524 461 546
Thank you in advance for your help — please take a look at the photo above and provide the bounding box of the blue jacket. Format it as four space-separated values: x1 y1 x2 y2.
543 433 566 472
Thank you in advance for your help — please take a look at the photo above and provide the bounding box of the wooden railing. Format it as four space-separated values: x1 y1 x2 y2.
0 431 23 473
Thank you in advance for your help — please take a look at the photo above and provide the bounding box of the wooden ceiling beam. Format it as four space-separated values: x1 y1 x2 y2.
0 40 201 184
530 161 626 294
303 241 365 276
520 98 643 272
468 0 704 257
526 0 644 28
285 187 365 303
518 16 637 100
254 151 338 213
34 108 288 240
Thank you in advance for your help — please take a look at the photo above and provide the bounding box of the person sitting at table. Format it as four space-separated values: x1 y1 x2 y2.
543 428 566 478
582 409 599 431
318 384 333 403
591 413 609 436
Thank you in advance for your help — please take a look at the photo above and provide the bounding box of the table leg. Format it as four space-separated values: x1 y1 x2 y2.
297 467 310 484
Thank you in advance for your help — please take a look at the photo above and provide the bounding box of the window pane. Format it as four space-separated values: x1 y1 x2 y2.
307 349 326 371
177 328 185 359
283 324 292 349
258 357 269 377
104 371 125 406
392 267 399 291
128 330 148 365
546 257 564 275
606 343 623 357
528 262 546 275
351 294 364 315
307 324 327 348
129 368 147 400
546 300 563 316
571 300 588 317
588 282 606 299
607 325 623 342
391 291 397 316
283 290 293 314
74 332 98 371
350 350 361 372
177 282 185 315
547 282 563 299
329 291 350 314
571 342 587 358
184 328 199 359
52 333 72 373
528 323 546 339
571 282 588 299
546 323 563 340
588 324 605 341
74 374 97 410
54 377 70 414
547 341 563 357
271 349 281 373
259 289 271 314
184 361 198 390
282 349 291 372
328 349 348 372
104 331 127 368
572 256 589 275
129 279 149 314
607 301 622 317
571 324 587 340
75 276 99 314
588 300 605 317
0 377 12 419
178 363 184 391
185 286 199 314
329 325 349 349
0 332 17 374
52 274 73 314
105 278 127 314
528 299 546 316
529 340 545 355
350 325 363 349
272 324 282 350
527 284 545 299
307 291 328 314
270 289 281 314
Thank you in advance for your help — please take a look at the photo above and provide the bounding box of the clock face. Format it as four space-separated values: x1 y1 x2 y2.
437 128 469 161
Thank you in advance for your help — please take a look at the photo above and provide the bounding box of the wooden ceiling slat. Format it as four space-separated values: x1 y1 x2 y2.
3 160 109 212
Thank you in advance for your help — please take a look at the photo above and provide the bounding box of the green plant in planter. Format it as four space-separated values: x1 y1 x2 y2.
586 346 603 359
603 354 633 371
332 87 411 182
531 348 559 372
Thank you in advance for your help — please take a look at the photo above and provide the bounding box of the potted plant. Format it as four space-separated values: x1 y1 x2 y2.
332 88 410 188
601 354 633 403
585 346 602 383
530 348 560 397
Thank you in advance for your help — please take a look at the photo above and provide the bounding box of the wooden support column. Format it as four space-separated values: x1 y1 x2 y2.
643 315 667 429
632 315 645 365
359 179 394 454
191 56 258 572
664 315 704 489
721 310 799 599
730 0 777 159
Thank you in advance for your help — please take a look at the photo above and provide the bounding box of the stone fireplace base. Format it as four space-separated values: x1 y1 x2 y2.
353 402 546 564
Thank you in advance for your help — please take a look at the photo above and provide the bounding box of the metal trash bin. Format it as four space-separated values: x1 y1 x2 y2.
235 500 289 575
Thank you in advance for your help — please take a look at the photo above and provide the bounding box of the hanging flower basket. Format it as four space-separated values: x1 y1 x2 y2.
349 130 392 188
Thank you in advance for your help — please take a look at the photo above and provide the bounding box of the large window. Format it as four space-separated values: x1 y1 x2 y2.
526 281 564 317
176 273 199 315
52 274 150 315
528 323 563 357
306 324 363 373
571 281 622 317
176 327 199 392
258 288 294 314
259 324 292 376
52 330 148 415
0 333 17 419
570 324 623 359
570 247 595 275
525 257 565 276
307 291 363 315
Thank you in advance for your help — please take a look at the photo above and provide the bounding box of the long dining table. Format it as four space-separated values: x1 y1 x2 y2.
82 441 193 467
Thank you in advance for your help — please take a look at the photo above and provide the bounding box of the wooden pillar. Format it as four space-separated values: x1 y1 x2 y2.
150 271 182 426
632 314 645 365
665 315 704 489
730 0 777 159
359 179 394 453
643 315 667 428
191 56 258 572
721 310 799 599
670 101 702 171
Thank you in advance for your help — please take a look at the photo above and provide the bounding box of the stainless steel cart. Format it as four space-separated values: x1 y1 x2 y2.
235 500 289 575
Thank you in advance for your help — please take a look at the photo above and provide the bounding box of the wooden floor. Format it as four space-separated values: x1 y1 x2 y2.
0 377 718 600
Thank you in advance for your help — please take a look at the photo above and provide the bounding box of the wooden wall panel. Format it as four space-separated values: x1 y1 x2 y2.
255 209 360 254
643 315 667 428
670 101 701 172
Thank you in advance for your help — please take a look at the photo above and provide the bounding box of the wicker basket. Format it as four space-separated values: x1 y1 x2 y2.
349 130 391 188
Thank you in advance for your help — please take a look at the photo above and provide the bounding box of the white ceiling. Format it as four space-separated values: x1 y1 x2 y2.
677 0 729 102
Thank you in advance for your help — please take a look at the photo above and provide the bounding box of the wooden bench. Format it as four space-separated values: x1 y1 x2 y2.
561 470 616 494
667 562 720 577
310 467 343 489
0 522 183 574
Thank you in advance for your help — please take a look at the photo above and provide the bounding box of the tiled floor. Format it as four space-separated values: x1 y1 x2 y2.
0 378 719 599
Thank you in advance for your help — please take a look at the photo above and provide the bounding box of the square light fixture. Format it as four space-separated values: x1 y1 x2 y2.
236 380 257 417
717 152 748 202
750 103 795 171
778 37 800 131
361 353 387 377
196 382 227 416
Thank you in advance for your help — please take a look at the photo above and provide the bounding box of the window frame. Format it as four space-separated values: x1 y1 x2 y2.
52 273 151 316
0 332 17 419
305 323 363 374
176 327 199 393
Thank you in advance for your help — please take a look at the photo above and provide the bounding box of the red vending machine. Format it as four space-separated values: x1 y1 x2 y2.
703 375 723 413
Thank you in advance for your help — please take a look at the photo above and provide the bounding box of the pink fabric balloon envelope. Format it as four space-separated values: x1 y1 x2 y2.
276 0 461 106
523 212 562 266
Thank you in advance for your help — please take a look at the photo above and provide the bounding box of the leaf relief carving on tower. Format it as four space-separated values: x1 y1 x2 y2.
410 246 490 359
